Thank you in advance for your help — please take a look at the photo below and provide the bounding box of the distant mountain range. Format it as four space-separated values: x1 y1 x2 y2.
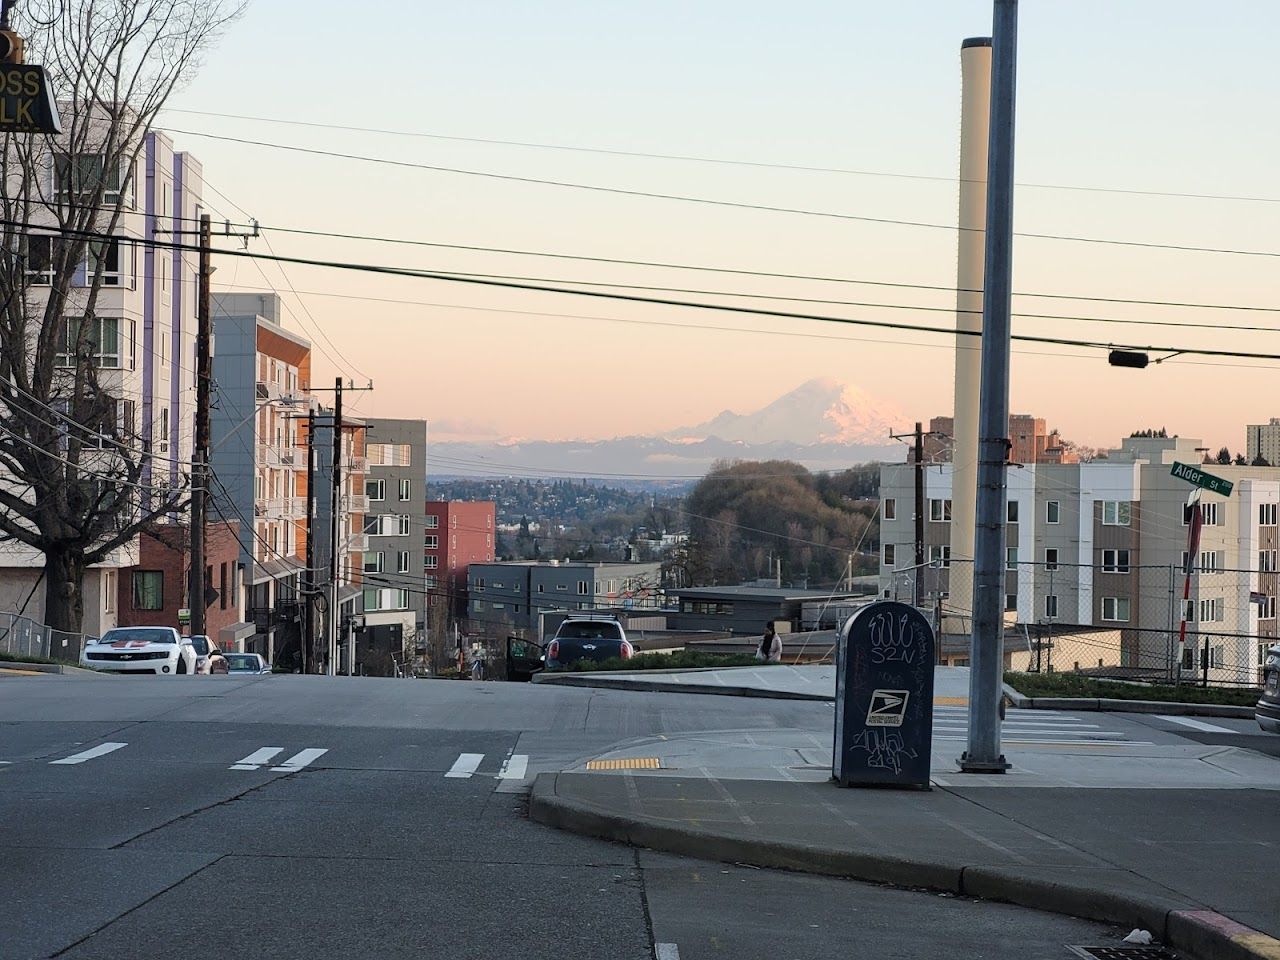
431 377 905 481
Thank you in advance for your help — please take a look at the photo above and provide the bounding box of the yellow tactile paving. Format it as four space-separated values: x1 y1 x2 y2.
0 667 45 676
586 757 661 771
934 697 968 706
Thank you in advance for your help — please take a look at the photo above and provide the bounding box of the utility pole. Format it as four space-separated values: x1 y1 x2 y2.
961 0 1018 775
890 422 943 608
303 408 317 674
328 377 343 677
189 214 212 639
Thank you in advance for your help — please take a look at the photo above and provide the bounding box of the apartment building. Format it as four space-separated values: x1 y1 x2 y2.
924 414 1076 465
210 293 310 662
424 500 496 618
466 559 662 637
1247 419 1280 466
358 418 427 674
880 434 1280 684
0 130 203 636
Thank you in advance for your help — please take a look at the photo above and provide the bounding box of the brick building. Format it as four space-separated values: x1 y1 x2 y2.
425 501 496 618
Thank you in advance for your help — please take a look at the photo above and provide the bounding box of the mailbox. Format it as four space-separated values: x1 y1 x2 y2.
833 600 935 789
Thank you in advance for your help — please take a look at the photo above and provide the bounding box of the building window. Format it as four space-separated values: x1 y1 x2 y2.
1261 642 1275 667
929 545 951 568
425 515 438 529
86 238 131 287
883 498 897 520
1101 501 1132 526
577 580 589 595
399 479 411 501
131 570 164 610
425 576 438 589
556 584 568 592
1006 547 1018 570
364 552 384 574
1261 550 1278 574
1184 502 1219 525
1260 503 1278 526
1045 594 1058 619
883 544 896 566
1045 548 1059 571
1199 550 1222 573
366 479 385 501
1260 596 1277 620
425 535 438 549
425 556 438 569
219 563 228 610
1101 549 1130 574
1101 597 1130 622
398 515 411 536
929 499 952 522
1182 599 1195 622
56 316 129 369
54 153 130 204
492 602 505 611
1005 593 1017 611
473 600 485 612
1046 500 1060 524
1199 597 1224 622
1007 500 1019 523
102 569 116 614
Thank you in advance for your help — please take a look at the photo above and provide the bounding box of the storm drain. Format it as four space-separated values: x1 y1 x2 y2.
1067 946 1177 960
586 757 661 770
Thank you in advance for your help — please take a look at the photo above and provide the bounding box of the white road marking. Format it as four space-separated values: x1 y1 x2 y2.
445 753 484 778
498 754 529 780
656 944 680 960
50 742 127 765
230 747 284 770
1159 715 1237 733
934 736 1155 746
933 720 1102 729
270 748 328 772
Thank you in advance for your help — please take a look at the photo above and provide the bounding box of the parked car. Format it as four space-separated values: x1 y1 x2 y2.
544 615 634 671
188 635 229 675
81 627 197 675
1257 643 1280 733
225 653 271 675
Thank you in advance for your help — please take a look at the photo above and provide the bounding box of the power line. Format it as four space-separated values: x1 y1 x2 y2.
0 422 189 494
158 107 1280 205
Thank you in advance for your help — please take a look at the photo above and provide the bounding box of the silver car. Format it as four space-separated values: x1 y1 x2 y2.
225 653 271 675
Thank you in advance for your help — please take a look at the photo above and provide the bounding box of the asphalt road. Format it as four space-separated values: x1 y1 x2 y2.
0 674 1225 959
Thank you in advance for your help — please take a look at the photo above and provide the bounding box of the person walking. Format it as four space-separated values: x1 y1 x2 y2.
756 624 782 663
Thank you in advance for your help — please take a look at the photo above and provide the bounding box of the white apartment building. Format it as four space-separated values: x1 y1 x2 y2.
0 130 202 635
880 435 1280 685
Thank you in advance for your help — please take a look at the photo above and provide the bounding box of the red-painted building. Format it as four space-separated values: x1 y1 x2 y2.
117 520 249 650
424 501 495 616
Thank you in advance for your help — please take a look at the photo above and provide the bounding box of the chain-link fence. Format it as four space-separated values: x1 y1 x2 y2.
883 558 1274 688
0 611 95 663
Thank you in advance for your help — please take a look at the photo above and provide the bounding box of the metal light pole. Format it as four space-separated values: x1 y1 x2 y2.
961 0 1018 774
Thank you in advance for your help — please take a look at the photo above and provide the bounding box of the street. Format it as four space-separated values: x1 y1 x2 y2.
0 673 1146 960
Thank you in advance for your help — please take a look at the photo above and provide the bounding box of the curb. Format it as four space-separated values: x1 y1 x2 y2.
1002 685 1256 719
0 661 94 675
529 673 833 701
529 773 1280 960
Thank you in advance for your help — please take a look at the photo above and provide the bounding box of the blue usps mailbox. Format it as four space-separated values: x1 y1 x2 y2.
833 601 935 789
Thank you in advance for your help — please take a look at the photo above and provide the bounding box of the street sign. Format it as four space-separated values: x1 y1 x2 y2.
1170 461 1234 497
177 607 191 625
0 64 61 133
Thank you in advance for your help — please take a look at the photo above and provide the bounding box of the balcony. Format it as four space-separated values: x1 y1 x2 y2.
254 497 307 520
343 494 369 514
343 533 369 553
347 455 368 474
256 443 302 470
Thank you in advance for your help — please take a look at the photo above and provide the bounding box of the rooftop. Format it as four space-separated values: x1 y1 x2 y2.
672 585 873 601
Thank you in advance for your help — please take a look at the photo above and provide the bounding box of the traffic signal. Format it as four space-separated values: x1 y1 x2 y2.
0 30 24 64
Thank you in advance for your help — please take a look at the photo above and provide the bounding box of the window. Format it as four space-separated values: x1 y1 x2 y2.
1045 548 1059 571
56 317 127 369
425 535 438 549
157 407 170 454
1101 501 1131 526
1007 500 1019 523
1006 547 1018 570
1199 598 1224 622
219 563 228 611
364 552 384 574
86 239 130 287
1199 550 1222 573
399 479 411 501
366 479 385 501
1101 549 1130 573
55 153 130 204
929 545 951 568
1101 597 1130 622
556 584 568 592
1261 642 1275 667
1261 550 1278 574
367 442 412 466
24 235 61 284
397 515 410 536
883 498 897 521
1045 594 1058 619
577 580 589 595
1260 596 1277 620
425 515 438 529
473 600 485 612
1182 599 1195 622
102 570 116 614
929 499 952 522
1005 593 1017 611
131 570 164 610
1046 500 1060 524
492 602 505 611
1184 502 1220 525
1261 503 1278 526
425 576 438 589
425 556 438 569
883 544 896 566
1209 645 1224 669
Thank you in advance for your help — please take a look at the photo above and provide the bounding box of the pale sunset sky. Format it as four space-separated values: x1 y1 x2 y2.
161 1 1279 452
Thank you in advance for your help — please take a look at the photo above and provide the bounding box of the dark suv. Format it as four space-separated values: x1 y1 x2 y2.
1258 643 1280 733
545 615 633 671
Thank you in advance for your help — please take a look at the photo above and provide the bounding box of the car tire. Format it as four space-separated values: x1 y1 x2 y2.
176 655 188 675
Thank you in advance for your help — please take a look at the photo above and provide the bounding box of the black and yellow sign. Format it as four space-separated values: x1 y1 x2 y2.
0 64 60 133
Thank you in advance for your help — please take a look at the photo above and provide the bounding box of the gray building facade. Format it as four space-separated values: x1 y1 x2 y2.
466 560 662 636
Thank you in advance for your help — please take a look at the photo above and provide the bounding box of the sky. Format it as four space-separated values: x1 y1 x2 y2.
159 1 1280 452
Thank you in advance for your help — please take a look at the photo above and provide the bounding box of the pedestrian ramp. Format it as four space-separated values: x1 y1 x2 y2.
931 705 1152 747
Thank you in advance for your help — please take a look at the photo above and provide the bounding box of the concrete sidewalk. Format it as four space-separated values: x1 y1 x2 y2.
532 772 1280 960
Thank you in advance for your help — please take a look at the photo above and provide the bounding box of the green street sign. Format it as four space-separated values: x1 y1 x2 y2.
1171 461 1234 497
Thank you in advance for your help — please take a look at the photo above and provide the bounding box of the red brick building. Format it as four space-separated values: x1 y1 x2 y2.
117 520 248 650
424 501 495 616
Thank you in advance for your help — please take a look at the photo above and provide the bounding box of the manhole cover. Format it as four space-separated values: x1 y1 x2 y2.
1068 947 1177 960
586 757 661 770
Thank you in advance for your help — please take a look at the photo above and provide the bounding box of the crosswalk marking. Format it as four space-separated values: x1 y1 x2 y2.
934 736 1155 746
50 742 127 765
445 753 484 778
655 944 680 960
1159 715 1236 734
230 747 284 770
498 754 529 780
271 748 328 773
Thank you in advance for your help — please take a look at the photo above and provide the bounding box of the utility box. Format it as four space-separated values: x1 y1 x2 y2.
833 600 935 790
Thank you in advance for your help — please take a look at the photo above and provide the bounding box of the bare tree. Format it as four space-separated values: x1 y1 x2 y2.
0 1 242 632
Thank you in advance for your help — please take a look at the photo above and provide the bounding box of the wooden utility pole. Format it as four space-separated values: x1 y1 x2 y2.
303 408 317 673
328 378 343 677
189 214 212 639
